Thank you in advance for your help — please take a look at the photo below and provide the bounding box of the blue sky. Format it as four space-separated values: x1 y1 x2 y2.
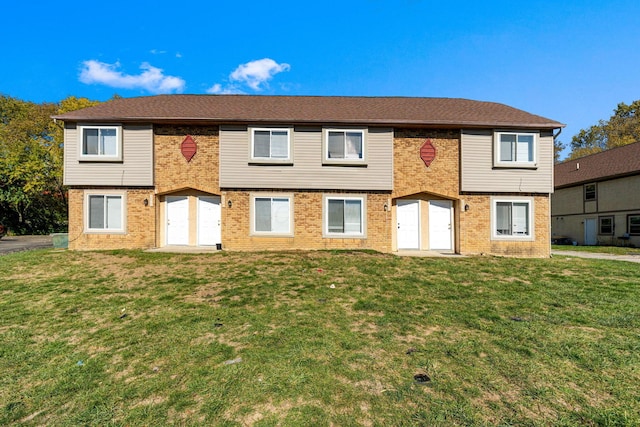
2 0 639 159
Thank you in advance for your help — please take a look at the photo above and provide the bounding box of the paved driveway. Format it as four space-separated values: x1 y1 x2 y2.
0 235 53 255
552 250 640 264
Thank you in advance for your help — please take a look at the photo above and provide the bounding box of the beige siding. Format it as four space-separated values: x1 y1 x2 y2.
219 126 393 190
461 129 553 193
64 123 153 186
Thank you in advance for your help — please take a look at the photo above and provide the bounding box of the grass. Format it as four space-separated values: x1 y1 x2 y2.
552 245 640 255
1 249 639 426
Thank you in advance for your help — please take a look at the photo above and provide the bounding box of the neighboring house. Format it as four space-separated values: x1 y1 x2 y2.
552 142 640 247
53 95 563 257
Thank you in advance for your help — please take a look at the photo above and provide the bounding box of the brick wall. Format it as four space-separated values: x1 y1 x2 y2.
222 191 392 252
154 126 220 195
459 194 551 257
393 129 460 199
67 188 156 250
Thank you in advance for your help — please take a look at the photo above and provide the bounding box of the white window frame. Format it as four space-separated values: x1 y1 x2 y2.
78 124 122 161
84 190 126 233
494 131 537 168
491 197 534 240
249 127 292 163
322 128 366 165
323 195 366 238
250 193 294 236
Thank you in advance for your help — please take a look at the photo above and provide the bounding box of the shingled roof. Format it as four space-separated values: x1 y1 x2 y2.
53 94 563 129
555 142 640 188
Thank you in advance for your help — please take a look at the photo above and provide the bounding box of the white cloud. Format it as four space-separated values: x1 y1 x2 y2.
206 58 290 94
79 60 185 94
229 58 290 91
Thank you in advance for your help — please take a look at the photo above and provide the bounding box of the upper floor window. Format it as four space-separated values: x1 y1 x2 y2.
79 125 121 161
251 128 290 162
495 132 536 167
492 198 533 239
324 129 365 164
584 183 597 201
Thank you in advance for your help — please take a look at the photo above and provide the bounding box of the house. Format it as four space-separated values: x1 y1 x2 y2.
53 95 563 257
552 142 640 247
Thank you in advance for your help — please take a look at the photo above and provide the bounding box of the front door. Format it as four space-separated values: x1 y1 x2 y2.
397 200 420 249
429 200 453 250
584 218 597 245
166 196 189 245
197 196 221 246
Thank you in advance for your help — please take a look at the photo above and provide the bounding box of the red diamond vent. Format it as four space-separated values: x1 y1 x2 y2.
181 135 197 162
420 139 436 167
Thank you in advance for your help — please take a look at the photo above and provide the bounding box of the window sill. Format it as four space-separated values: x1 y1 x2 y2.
248 160 294 166
250 232 294 237
323 233 366 239
84 230 126 235
79 156 123 163
493 163 537 170
322 160 368 167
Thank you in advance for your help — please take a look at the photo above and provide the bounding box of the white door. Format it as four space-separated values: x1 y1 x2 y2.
167 196 189 245
397 200 420 249
429 200 453 250
198 196 221 246
584 218 597 245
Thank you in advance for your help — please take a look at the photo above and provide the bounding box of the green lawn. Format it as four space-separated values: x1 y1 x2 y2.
1 249 639 426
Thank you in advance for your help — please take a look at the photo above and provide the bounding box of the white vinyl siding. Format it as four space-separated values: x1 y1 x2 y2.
85 192 126 233
324 195 366 237
461 129 553 193
64 124 153 186
492 197 533 240
250 194 293 236
220 126 392 190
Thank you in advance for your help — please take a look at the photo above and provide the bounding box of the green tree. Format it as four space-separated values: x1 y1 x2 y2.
569 100 640 159
0 95 100 234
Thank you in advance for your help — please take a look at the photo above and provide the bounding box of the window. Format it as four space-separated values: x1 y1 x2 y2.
599 216 614 235
584 183 597 201
324 196 365 236
87 194 124 232
324 129 365 163
252 196 292 234
79 125 121 160
495 132 536 167
492 199 532 238
628 215 640 235
251 128 290 162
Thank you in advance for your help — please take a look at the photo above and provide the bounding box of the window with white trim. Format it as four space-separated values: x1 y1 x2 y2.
253 196 291 234
87 194 124 231
79 125 121 160
493 199 532 238
251 128 290 161
628 214 640 235
324 129 365 163
325 196 364 236
495 132 536 167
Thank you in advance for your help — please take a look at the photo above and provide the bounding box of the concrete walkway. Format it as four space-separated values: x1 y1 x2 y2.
552 250 640 264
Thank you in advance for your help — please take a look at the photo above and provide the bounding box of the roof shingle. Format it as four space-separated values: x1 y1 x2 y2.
554 142 640 188
53 94 564 129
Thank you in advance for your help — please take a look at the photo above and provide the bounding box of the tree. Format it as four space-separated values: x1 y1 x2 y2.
554 138 566 163
0 95 100 234
569 100 640 159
